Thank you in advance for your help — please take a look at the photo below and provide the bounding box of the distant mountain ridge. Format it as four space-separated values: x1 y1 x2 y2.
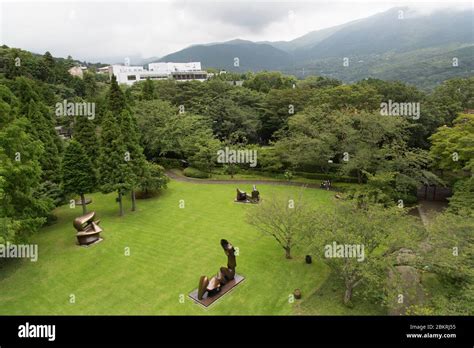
155 40 293 71
258 20 357 52
150 7 473 89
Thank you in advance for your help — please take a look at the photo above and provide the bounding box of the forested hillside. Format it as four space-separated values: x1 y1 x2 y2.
157 7 474 89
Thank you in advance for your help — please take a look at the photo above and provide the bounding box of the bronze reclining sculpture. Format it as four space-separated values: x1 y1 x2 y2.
73 211 102 245
235 185 260 203
198 239 236 300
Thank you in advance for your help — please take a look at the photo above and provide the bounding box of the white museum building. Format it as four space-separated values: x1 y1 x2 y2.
109 62 207 85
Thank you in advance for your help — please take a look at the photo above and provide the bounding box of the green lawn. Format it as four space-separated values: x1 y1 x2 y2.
175 168 362 190
0 180 382 315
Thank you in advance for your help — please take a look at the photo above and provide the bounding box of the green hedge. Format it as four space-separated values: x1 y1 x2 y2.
294 171 359 183
183 167 210 179
154 158 182 169
226 168 358 183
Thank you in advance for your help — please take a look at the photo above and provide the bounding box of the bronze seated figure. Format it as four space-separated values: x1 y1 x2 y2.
251 185 260 202
198 239 237 300
73 211 103 245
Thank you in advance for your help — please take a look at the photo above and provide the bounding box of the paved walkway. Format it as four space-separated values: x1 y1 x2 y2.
165 170 335 191
416 200 448 226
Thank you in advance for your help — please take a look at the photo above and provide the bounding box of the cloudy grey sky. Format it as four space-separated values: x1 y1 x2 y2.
0 0 470 63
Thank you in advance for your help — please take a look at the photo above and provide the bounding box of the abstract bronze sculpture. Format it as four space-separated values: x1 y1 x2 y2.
74 197 92 206
235 185 260 203
73 211 103 245
197 239 237 300
320 179 332 190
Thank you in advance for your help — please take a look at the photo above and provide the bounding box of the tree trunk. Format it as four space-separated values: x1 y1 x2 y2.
343 286 353 305
357 170 362 184
80 192 87 215
285 247 292 259
118 191 124 217
343 278 362 305
131 190 136 211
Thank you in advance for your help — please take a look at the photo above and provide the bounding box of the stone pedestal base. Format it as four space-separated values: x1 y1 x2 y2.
188 274 245 307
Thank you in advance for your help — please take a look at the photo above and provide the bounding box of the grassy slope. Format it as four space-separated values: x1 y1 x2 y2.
0 181 381 315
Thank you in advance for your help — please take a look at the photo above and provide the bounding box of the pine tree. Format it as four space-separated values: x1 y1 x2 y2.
98 111 133 216
107 75 127 115
26 100 61 183
74 115 99 168
10 77 62 184
120 109 147 211
83 72 98 98
125 88 135 108
43 51 55 69
42 51 55 83
62 140 96 215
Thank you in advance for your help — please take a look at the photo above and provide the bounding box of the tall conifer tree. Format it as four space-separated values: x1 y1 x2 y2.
98 111 133 216
74 115 99 168
120 109 147 211
62 140 96 214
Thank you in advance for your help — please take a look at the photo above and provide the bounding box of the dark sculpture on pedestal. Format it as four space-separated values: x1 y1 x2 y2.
73 211 103 245
320 179 332 190
198 239 236 300
235 185 260 203
251 185 260 202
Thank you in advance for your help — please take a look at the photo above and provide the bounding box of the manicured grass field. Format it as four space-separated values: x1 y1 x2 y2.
0 180 382 315
176 168 362 190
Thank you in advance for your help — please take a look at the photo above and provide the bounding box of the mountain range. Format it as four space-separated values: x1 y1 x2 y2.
147 7 473 89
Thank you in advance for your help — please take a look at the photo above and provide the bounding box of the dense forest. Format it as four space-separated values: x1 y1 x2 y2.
0 45 472 314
